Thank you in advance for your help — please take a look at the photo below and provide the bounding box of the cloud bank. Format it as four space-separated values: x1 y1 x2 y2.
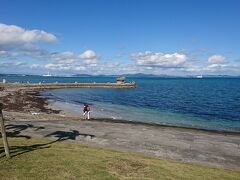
207 55 227 65
131 51 188 68
0 23 239 76
0 23 100 74
130 51 240 75
0 23 56 49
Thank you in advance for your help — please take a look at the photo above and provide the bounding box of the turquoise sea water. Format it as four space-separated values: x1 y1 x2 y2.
1 75 240 132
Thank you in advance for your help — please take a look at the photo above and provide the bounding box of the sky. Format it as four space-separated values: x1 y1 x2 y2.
0 0 240 75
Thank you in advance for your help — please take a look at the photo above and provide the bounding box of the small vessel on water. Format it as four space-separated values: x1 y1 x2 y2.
196 75 203 78
42 72 52 77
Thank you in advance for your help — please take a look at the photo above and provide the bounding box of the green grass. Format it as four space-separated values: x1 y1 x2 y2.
0 137 239 180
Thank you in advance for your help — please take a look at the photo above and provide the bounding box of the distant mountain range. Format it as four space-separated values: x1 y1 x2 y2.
72 73 174 78
1 73 240 78
72 73 240 78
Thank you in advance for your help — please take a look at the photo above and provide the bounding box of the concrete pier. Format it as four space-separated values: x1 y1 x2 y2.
0 82 137 90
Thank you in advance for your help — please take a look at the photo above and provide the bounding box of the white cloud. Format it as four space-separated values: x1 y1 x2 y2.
0 50 8 57
0 23 57 49
130 52 240 75
131 51 188 68
50 51 79 64
79 50 97 59
0 24 99 74
44 63 86 71
83 59 98 66
183 54 240 75
0 24 100 68
30 64 42 68
47 50 99 66
0 61 30 74
79 50 99 66
208 55 227 65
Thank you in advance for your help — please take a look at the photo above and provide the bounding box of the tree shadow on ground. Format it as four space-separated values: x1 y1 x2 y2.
0 141 52 158
3 124 45 139
0 123 48 158
0 124 95 158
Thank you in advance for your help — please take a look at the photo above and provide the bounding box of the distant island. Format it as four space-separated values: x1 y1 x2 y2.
0 73 240 78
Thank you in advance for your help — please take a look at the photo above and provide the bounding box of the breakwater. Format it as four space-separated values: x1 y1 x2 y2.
0 82 137 90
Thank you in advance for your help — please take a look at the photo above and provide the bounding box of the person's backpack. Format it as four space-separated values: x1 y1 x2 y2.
84 105 88 112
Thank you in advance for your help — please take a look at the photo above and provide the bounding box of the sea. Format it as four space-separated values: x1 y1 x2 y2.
1 74 240 132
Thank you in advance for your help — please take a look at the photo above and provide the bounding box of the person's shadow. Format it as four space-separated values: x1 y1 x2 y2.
45 130 95 141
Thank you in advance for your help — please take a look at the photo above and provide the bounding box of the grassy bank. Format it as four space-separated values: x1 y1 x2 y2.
0 137 239 180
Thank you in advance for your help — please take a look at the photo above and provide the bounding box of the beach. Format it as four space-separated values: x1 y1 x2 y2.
1 85 240 170
2 2 240 178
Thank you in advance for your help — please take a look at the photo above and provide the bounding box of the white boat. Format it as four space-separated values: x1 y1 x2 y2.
42 72 52 77
196 75 203 78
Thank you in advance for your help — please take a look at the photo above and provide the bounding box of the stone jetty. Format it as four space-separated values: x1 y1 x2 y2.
0 82 137 90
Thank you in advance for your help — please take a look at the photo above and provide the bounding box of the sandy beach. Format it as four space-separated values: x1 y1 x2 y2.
1 86 240 170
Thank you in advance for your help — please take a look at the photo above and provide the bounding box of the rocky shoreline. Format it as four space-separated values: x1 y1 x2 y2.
1 89 60 114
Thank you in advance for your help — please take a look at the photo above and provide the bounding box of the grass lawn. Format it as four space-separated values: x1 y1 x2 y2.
0 137 239 180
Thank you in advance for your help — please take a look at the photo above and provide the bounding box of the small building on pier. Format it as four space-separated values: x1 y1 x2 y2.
116 76 126 84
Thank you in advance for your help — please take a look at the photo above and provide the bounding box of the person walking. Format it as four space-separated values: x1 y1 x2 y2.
83 104 91 119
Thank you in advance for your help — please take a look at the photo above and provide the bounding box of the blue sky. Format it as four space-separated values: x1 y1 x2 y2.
0 0 240 75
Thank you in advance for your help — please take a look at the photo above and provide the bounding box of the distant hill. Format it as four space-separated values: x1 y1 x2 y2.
1 73 239 78
72 74 94 77
0 73 39 77
72 73 172 78
121 73 155 77
120 73 177 78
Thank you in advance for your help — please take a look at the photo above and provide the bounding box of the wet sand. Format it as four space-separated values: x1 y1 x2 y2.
1 86 240 170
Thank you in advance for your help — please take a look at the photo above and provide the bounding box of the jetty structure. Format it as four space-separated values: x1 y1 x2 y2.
0 77 136 90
